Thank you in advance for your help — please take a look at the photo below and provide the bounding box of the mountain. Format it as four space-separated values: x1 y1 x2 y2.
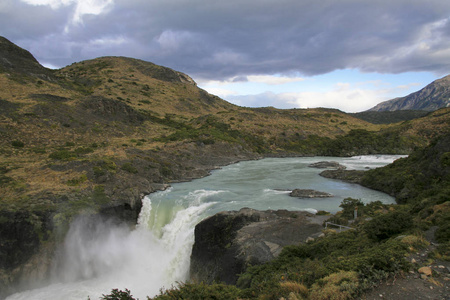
368 74 450 112
0 36 55 80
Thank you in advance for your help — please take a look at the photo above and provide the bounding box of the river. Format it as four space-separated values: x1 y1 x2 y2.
6 155 403 300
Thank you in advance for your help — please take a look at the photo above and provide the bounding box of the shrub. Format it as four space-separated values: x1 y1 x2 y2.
339 198 364 219
31 147 46 154
11 140 25 148
49 150 76 160
435 223 450 243
93 166 106 177
400 235 430 250
280 281 308 298
66 174 88 186
151 282 242 300
100 288 136 300
121 162 138 174
74 146 94 155
363 209 413 241
309 271 359 300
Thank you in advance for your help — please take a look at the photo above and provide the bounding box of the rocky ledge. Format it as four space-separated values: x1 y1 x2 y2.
289 189 333 198
308 161 347 169
319 169 366 184
190 208 328 285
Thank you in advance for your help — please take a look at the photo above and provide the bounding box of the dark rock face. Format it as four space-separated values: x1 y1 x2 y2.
190 208 326 285
308 161 346 169
0 36 55 80
81 96 145 124
289 189 333 198
0 210 54 299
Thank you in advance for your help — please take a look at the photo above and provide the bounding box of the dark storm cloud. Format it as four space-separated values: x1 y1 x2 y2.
1 0 449 79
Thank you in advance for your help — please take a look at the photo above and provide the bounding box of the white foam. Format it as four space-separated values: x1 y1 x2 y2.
263 188 292 194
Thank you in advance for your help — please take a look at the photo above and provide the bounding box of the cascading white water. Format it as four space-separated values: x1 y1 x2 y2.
6 155 403 300
6 189 217 300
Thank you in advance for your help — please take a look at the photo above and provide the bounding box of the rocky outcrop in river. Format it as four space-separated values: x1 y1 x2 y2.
308 161 346 169
289 189 333 198
319 169 366 184
190 208 327 285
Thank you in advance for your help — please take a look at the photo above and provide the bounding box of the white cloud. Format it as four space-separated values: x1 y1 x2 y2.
90 35 126 46
20 0 114 27
223 80 420 113
246 75 305 85
198 74 305 88
72 0 114 25
20 0 73 9
283 85 384 112
155 30 196 52
203 87 238 98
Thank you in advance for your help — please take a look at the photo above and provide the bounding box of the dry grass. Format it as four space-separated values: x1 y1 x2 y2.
309 271 360 300
280 281 308 298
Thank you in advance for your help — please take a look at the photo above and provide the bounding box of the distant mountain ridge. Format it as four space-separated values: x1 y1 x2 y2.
0 36 55 80
368 74 450 112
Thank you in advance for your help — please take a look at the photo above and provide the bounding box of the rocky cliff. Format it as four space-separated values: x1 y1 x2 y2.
368 74 450 112
190 208 327 285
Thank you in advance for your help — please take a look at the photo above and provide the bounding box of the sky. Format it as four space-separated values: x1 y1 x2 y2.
1 0 449 112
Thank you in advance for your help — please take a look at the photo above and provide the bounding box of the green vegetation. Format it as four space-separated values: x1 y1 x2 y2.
48 148 93 160
66 174 88 186
99 289 136 300
11 140 25 148
121 162 138 174
351 110 430 124
280 128 418 156
154 115 268 153
151 282 242 300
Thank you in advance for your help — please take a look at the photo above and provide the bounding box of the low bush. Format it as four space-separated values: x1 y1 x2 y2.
66 174 88 186
363 208 413 241
121 162 138 174
99 288 136 300
151 282 242 300
309 271 359 300
11 140 25 148
49 150 77 160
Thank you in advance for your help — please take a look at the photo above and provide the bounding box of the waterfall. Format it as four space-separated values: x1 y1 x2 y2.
6 189 218 300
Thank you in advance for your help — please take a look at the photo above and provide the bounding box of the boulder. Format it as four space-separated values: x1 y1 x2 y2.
418 266 433 276
190 208 327 285
289 189 333 198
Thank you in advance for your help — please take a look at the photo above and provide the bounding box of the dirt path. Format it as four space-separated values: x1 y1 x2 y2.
361 227 450 300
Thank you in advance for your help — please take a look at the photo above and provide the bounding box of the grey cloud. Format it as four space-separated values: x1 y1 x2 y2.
1 0 449 79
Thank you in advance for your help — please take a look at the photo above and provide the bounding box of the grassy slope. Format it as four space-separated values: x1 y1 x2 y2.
0 56 382 211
